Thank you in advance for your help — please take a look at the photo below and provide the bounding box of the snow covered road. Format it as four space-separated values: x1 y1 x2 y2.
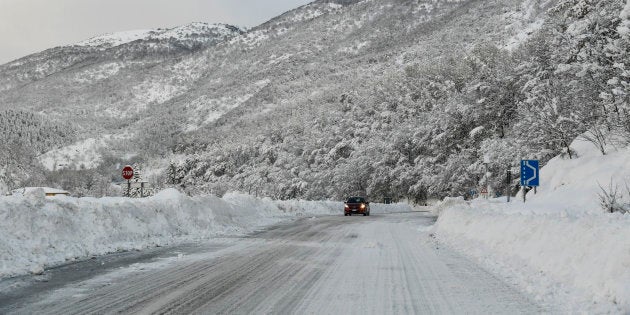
1 212 545 314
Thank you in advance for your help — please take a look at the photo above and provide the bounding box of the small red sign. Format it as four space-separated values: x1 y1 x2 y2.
122 165 134 180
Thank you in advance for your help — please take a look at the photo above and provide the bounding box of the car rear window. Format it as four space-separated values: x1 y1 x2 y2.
347 197 365 203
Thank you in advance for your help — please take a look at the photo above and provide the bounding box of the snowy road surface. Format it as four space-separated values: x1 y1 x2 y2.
0 212 544 314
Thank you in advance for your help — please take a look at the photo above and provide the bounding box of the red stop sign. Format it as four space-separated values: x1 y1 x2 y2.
122 165 134 180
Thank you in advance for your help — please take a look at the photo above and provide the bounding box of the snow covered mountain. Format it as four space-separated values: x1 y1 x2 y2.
1 0 628 201
75 22 240 48
0 22 243 92
0 0 560 193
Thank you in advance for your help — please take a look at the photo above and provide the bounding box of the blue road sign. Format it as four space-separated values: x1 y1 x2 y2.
520 160 540 187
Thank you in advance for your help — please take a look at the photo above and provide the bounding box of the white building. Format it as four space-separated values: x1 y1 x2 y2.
11 187 71 197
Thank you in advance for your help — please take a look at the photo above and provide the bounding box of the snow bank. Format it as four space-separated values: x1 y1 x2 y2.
430 196 467 215
433 139 630 312
370 202 415 214
0 189 412 279
435 200 630 312
512 138 630 215
0 190 351 279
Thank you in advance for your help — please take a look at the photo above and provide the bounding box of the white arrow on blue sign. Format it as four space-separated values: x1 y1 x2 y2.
520 160 540 187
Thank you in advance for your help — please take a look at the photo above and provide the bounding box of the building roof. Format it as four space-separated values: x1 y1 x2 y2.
11 187 70 195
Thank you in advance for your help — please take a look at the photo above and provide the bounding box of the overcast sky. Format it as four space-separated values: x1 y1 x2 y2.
0 0 312 64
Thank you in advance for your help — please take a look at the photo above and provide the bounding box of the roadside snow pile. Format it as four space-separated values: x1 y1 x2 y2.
511 138 630 215
0 189 356 279
0 189 412 279
435 200 630 312
433 139 630 313
430 196 467 215
371 202 415 214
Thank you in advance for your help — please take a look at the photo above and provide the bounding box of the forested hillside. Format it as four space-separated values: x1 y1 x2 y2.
0 110 76 191
0 0 628 201
170 0 630 201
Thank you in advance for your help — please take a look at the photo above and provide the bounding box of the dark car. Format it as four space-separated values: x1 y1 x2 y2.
344 196 370 216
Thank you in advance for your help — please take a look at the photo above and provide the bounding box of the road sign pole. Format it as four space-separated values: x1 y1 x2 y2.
520 160 540 203
122 165 135 198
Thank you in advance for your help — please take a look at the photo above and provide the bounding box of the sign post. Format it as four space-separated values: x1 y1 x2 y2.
520 160 539 203
122 165 134 197
480 187 488 199
506 169 512 202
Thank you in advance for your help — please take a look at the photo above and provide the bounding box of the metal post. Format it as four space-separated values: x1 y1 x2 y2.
140 182 144 198
507 169 511 203
127 180 131 197
523 186 526 203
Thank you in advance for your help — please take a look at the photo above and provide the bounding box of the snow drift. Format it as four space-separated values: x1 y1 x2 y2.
433 139 630 313
0 189 411 279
